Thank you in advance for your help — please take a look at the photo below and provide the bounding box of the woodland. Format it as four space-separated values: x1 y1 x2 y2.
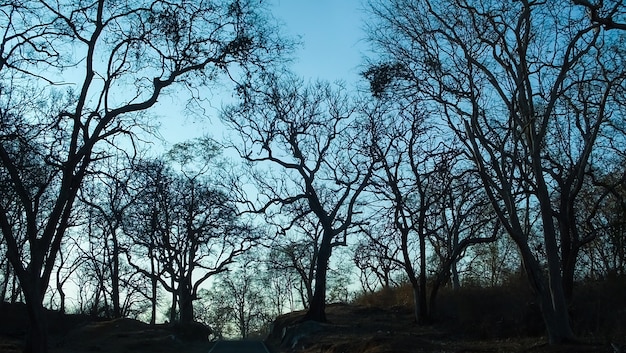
1 0 625 353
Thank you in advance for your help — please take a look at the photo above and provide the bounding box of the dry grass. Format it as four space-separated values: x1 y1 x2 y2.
1 278 624 353
266 279 626 353
266 303 618 353
0 304 214 353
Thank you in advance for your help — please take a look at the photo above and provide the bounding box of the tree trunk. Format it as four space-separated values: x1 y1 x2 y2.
399 226 425 324
303 235 332 322
1 263 10 304
57 285 65 315
111 230 121 318
178 278 194 323
169 286 177 323
150 256 157 325
517 238 575 344
417 233 429 325
429 269 448 321
451 263 460 290
298 283 309 309
22 283 48 353
561 243 578 302
534 161 575 343
10 274 20 303
404 281 419 323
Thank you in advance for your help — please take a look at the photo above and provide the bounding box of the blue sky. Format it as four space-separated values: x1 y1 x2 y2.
155 0 368 148
271 0 367 83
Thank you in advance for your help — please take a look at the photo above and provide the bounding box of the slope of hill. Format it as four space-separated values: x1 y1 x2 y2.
0 302 213 353
1 279 624 353
265 280 626 353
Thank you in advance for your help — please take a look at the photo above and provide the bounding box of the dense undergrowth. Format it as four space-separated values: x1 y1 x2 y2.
351 276 626 342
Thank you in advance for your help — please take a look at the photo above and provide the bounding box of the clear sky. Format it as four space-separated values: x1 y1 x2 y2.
271 0 367 83
154 0 367 149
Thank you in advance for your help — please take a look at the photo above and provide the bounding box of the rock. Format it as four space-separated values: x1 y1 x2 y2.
280 320 325 349
171 321 212 341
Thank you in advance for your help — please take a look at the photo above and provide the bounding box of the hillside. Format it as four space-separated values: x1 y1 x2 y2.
1 279 625 353
0 303 213 353
266 281 626 353
266 304 614 353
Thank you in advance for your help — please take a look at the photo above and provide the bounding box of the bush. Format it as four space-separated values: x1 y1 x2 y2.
352 276 626 341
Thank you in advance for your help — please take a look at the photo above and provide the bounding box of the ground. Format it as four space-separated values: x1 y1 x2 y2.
0 303 214 353
2 286 625 353
265 303 621 353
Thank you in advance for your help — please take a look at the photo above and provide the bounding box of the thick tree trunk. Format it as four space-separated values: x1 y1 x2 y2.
534 163 575 343
429 270 447 321
304 235 332 322
412 285 421 323
557 200 577 302
561 244 578 301
178 278 194 323
518 240 575 344
22 283 48 353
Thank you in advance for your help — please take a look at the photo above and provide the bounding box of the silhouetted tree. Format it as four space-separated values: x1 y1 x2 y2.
365 0 626 343
578 161 626 278
209 257 271 338
0 0 285 350
76 155 136 318
353 223 402 293
125 157 256 324
427 162 502 314
266 216 322 309
365 101 457 324
222 75 378 322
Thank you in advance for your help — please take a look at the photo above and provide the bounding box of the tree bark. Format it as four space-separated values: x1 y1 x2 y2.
303 234 332 322
111 229 121 318
516 235 575 344
22 282 47 353
150 255 157 325
417 233 429 325
178 278 195 323
533 154 576 343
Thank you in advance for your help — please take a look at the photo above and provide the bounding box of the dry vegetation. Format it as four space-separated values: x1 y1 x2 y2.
1 278 625 353
266 278 626 353
0 303 214 353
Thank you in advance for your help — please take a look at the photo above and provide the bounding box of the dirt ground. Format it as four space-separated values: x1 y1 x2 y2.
1 321 215 353
265 303 619 353
1 301 623 353
0 303 214 353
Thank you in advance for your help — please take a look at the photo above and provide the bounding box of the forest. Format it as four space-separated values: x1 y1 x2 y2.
0 0 625 353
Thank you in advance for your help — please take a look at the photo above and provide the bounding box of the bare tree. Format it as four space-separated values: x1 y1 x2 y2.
0 0 285 350
209 256 271 339
365 101 462 324
222 75 377 322
353 223 402 293
125 157 256 324
578 160 626 278
266 215 322 309
52 238 82 314
427 164 502 315
76 155 136 318
262 251 302 316
365 0 626 343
